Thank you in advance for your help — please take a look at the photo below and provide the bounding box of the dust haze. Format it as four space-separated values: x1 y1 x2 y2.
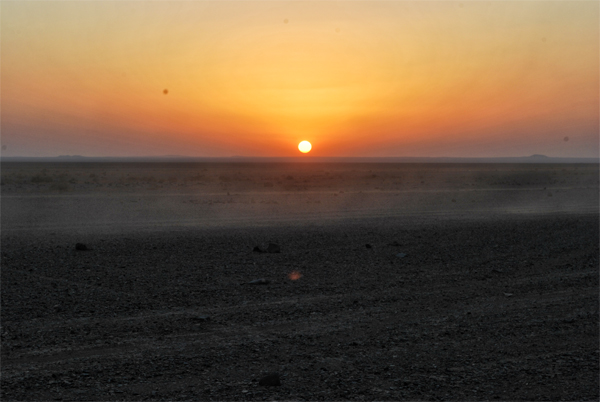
1 162 598 234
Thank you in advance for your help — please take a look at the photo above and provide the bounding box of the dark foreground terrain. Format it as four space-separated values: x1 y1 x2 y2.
1 163 599 401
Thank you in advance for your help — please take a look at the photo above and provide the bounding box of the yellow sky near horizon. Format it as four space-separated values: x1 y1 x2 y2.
1 1 598 157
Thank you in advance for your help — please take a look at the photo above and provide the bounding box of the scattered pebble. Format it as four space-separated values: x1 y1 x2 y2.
247 278 270 285
258 373 281 386
266 243 280 253
75 243 88 251
191 315 210 322
254 243 281 253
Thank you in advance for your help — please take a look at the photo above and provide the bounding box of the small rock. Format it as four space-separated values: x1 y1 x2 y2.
258 373 281 386
248 278 270 285
266 243 280 253
388 241 401 247
503 292 514 297
396 253 407 258
365 244 372 249
191 315 210 322
253 246 263 253
75 243 88 251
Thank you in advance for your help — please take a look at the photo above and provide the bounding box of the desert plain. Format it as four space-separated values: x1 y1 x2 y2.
1 161 598 400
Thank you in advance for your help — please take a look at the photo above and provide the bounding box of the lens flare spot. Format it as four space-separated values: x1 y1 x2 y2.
298 141 312 153
288 271 302 281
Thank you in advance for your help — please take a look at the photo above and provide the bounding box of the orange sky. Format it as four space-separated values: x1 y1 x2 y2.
1 1 598 157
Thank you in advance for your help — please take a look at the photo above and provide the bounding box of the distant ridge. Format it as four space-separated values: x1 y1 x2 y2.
2 156 598 163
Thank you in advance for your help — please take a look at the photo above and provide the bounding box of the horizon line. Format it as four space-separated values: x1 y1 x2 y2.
2 155 598 163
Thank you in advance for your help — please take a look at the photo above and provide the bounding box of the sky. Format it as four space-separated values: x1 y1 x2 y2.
1 0 598 158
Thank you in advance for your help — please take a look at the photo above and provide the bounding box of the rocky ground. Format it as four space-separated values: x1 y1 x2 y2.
1 162 598 401
1 213 598 401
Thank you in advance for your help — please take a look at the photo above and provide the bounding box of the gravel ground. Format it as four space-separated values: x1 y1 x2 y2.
2 162 598 400
1 213 598 401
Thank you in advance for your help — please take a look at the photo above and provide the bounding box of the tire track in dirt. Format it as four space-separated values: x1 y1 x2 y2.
4 274 596 372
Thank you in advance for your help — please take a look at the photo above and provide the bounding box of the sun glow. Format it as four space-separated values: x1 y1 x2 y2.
1 2 597 158
298 141 312 153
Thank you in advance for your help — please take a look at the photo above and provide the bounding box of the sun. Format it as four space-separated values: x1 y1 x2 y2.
298 141 312 153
